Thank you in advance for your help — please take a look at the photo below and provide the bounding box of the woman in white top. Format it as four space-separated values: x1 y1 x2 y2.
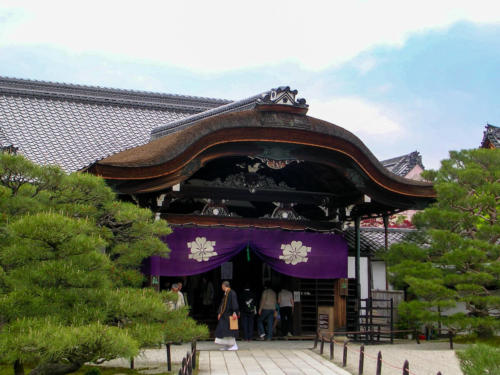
278 288 294 336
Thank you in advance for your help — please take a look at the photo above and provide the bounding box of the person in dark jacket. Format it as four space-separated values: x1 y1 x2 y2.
240 283 257 341
214 280 240 351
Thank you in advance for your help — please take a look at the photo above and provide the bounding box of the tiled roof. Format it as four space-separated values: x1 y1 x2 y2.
151 86 308 139
481 124 500 148
344 227 415 256
381 151 423 177
0 126 12 149
0 77 230 172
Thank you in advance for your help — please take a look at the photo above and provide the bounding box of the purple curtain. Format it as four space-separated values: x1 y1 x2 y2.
146 227 347 279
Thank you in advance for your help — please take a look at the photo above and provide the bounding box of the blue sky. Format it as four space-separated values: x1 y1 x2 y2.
1 1 499 169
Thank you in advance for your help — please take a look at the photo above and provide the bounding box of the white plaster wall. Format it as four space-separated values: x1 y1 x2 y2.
371 261 387 290
348 256 369 299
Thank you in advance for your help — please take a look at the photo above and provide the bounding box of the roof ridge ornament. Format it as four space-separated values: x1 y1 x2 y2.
257 86 308 112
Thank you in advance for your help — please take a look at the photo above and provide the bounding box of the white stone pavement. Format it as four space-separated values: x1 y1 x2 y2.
198 348 351 375
101 340 350 374
100 340 463 375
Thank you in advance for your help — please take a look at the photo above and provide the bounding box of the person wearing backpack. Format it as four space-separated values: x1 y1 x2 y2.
240 282 257 341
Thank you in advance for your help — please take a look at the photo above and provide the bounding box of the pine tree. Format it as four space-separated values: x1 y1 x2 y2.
384 149 500 337
0 154 208 375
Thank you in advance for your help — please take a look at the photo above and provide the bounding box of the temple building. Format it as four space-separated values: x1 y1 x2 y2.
0 77 435 335
481 123 500 149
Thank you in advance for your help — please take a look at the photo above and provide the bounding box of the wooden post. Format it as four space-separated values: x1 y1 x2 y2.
355 216 361 337
376 351 382 375
403 360 409 375
320 336 325 354
390 298 394 344
192 340 197 370
383 215 389 290
313 330 319 349
187 352 192 375
166 343 172 371
415 328 420 344
130 357 134 369
330 337 334 360
359 344 364 375
14 360 24 375
343 341 348 367
449 330 454 350
181 358 187 375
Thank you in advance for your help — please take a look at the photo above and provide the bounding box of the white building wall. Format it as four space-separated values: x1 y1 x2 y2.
371 261 387 290
348 256 369 299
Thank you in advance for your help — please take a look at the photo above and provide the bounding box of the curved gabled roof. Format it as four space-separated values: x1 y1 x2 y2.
92 89 435 208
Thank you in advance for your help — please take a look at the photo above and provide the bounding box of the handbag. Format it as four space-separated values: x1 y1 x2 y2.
229 316 239 330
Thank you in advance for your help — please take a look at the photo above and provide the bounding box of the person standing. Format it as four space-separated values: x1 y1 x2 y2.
278 287 294 336
177 281 188 307
214 281 239 351
167 283 185 310
240 283 257 341
202 277 215 314
258 282 276 340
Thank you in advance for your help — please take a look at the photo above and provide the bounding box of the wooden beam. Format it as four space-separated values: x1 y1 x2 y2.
163 213 342 231
168 184 360 206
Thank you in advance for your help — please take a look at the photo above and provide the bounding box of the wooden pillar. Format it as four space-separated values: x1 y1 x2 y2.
383 215 389 290
355 216 361 333
334 279 347 329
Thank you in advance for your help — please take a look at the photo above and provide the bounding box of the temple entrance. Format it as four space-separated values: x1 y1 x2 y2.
159 244 345 336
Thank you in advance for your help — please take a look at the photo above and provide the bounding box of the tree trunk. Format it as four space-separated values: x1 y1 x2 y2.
476 324 494 338
14 359 25 375
28 362 83 375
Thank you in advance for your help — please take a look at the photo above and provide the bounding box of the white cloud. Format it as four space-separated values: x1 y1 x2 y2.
307 96 404 138
0 0 500 73
353 57 378 75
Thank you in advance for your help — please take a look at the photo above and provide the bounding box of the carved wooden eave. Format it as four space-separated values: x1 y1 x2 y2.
89 88 435 218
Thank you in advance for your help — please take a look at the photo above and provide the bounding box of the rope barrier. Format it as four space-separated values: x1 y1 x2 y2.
322 335 433 375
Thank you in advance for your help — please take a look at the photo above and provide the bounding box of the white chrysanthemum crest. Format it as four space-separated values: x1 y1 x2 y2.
187 237 217 262
279 240 311 265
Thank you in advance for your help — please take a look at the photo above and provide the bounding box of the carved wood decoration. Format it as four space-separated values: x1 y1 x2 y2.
200 199 234 217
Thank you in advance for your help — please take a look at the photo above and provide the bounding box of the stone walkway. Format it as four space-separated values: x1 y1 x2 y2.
197 341 350 375
198 349 350 375
100 340 464 374
100 340 349 374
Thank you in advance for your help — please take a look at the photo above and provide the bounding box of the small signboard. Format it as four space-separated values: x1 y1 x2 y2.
293 291 301 303
317 306 334 334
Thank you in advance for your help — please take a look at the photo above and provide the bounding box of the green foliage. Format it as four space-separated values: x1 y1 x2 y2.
84 369 101 375
385 149 500 336
0 154 204 375
457 344 500 375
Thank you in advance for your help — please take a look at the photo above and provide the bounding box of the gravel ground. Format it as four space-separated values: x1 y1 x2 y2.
314 340 465 375
99 343 192 374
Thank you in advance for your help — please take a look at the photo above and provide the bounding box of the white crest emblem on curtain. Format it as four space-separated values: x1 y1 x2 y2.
279 241 311 265
187 237 217 262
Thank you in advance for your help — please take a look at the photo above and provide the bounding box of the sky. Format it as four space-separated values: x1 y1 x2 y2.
1 0 499 169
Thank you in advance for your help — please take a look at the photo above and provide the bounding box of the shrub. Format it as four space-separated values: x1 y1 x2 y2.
457 344 500 375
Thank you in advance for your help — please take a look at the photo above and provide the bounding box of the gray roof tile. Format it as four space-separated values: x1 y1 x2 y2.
0 77 229 172
481 124 500 148
344 227 415 255
381 151 423 177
